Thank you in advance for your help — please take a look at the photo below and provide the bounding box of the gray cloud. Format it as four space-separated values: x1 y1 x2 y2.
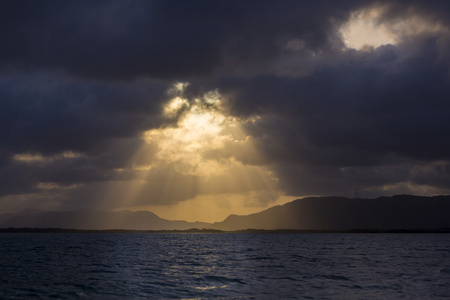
219 37 450 163
0 0 364 79
0 72 167 155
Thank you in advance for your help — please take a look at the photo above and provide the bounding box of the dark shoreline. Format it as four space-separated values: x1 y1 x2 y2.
1 227 449 233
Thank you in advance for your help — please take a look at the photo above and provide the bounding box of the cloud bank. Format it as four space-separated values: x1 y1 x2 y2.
1 0 450 217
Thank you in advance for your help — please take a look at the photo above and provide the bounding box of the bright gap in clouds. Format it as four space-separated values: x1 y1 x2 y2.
115 83 295 222
340 9 395 49
146 89 234 176
341 6 448 50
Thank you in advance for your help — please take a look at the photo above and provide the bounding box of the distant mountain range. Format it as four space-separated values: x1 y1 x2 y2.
1 195 449 231
0 210 209 230
210 195 450 231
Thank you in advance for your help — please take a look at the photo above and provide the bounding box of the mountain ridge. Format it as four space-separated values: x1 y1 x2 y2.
209 195 450 231
1 195 449 231
0 210 210 230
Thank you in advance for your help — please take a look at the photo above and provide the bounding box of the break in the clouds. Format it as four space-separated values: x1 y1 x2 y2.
1 0 450 221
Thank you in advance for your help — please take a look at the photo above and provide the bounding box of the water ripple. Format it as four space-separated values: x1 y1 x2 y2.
0 233 449 299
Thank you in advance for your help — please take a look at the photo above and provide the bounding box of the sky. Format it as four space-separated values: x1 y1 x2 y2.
1 0 450 222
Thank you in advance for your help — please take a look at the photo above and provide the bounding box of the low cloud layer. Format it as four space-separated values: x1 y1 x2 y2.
1 0 450 216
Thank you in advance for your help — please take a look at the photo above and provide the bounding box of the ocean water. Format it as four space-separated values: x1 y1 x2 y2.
0 233 449 299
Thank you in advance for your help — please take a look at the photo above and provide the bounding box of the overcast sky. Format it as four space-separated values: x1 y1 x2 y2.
1 0 450 222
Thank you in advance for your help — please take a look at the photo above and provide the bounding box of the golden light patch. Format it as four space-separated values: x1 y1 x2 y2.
131 193 299 223
146 92 242 176
13 153 47 162
108 83 289 222
13 151 83 163
164 97 189 117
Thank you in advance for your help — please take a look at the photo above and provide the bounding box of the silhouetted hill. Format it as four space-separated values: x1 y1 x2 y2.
0 210 210 230
209 195 450 231
2 195 449 231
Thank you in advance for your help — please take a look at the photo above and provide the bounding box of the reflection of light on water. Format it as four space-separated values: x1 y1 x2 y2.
195 285 228 290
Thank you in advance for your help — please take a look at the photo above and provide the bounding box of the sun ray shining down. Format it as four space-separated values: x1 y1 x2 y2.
107 83 288 222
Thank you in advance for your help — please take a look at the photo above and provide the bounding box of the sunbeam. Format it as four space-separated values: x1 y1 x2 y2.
104 84 288 222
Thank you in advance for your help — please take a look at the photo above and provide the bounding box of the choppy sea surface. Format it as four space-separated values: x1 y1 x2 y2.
0 233 449 299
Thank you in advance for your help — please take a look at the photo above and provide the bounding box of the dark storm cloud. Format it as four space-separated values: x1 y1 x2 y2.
200 0 450 197
0 70 168 203
212 27 450 196
0 137 155 198
375 1 450 27
0 0 363 80
0 72 167 155
220 39 450 163
1 0 450 211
